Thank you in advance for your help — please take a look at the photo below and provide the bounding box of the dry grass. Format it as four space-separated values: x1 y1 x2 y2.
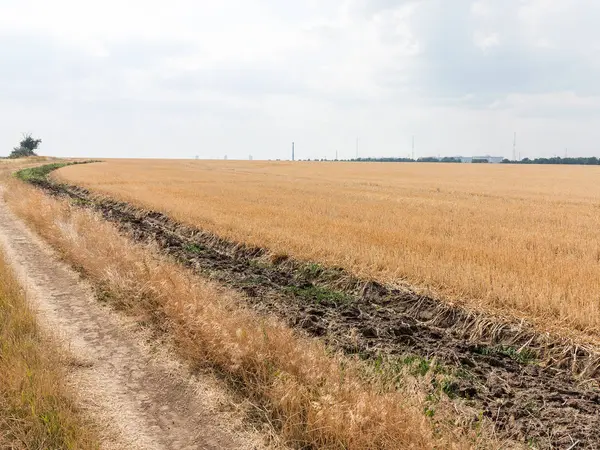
54 159 600 341
0 156 56 166
2 175 499 449
0 243 98 449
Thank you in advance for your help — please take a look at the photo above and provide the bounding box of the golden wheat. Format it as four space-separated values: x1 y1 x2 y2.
2 176 503 449
54 159 600 341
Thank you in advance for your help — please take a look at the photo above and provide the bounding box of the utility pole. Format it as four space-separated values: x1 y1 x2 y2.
292 142 295 161
335 149 338 160
412 136 415 160
356 137 359 159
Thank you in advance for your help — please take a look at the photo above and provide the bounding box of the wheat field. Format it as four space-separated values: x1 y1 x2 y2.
55 159 600 340
6 173 476 449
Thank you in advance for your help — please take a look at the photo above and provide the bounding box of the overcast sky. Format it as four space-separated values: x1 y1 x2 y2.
1 0 600 160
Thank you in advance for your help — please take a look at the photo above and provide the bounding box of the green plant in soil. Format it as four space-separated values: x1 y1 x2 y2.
301 262 323 279
284 284 353 305
184 243 206 254
473 345 537 364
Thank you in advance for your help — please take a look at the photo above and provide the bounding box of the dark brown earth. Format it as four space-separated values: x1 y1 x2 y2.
31 177 600 448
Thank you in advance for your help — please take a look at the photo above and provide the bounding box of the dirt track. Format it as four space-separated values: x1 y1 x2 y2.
0 188 262 450
32 179 600 449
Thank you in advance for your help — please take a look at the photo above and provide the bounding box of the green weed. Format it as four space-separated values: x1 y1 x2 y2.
184 243 206 253
474 345 536 364
284 285 353 305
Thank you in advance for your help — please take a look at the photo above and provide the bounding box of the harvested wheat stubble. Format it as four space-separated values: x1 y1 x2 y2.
54 159 600 343
29 175 600 449
8 174 469 450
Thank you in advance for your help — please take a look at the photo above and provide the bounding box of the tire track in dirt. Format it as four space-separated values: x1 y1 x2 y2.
0 190 262 450
34 180 600 449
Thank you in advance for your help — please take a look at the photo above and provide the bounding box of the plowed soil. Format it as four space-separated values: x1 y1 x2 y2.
32 177 600 449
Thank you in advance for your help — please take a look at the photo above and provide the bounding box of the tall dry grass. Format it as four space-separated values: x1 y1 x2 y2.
0 244 98 449
54 159 600 341
3 176 492 449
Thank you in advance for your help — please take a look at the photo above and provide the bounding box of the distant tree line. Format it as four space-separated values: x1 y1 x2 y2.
418 156 462 163
350 157 415 162
502 157 600 165
349 156 462 163
298 155 600 165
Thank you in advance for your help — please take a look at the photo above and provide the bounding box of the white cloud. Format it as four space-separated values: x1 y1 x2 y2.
473 31 500 50
490 91 600 118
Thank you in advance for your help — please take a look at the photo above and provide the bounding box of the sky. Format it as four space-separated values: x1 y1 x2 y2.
1 0 600 160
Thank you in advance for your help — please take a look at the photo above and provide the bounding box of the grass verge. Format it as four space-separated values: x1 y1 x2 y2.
2 172 503 448
0 247 98 449
15 161 98 183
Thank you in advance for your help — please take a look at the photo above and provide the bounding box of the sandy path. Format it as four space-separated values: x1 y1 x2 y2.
0 192 261 449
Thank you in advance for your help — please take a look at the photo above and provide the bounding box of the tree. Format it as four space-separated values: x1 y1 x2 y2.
9 133 42 158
